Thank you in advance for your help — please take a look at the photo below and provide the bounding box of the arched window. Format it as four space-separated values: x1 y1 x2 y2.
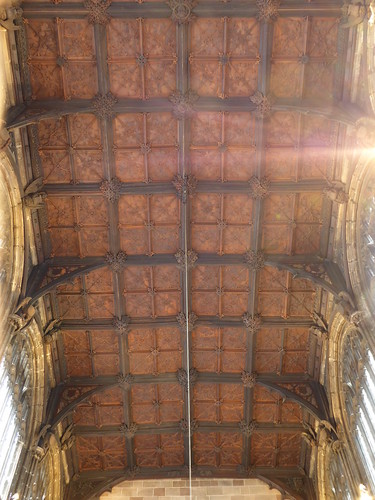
0 335 32 499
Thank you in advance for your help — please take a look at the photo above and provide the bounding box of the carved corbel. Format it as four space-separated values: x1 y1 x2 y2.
22 177 47 210
43 319 62 344
323 181 349 205
9 297 35 333
341 1 369 28
0 7 21 31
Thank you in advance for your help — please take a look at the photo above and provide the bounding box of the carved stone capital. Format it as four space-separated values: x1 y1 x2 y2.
100 177 121 202
113 315 130 335
172 174 198 202
117 373 134 388
244 250 265 271
323 182 349 204
242 313 262 333
169 90 199 119
92 92 117 119
105 251 127 272
84 0 111 25
241 371 257 388
250 91 273 118
248 175 270 199
256 0 280 23
175 248 198 269
176 311 198 332
119 423 138 438
177 368 198 389
167 0 197 24
239 419 257 437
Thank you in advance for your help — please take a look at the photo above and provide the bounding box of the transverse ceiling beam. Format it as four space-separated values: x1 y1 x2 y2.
74 422 304 436
7 97 365 129
20 1 343 20
43 179 329 196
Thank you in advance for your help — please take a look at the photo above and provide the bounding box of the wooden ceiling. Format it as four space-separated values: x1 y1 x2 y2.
8 0 355 498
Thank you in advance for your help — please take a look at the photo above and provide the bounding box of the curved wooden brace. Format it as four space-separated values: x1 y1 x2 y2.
265 260 343 299
258 380 328 423
6 100 92 130
30 261 106 303
49 383 119 431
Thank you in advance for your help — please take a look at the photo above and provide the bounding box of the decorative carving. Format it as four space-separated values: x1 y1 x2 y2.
285 477 304 494
239 420 257 437
169 90 199 120
244 250 265 270
241 371 257 388
179 418 198 433
56 55 68 67
248 176 270 199
140 143 151 154
9 297 35 333
113 315 130 335
176 312 198 332
174 249 198 269
92 92 117 119
117 373 134 388
119 423 138 438
167 0 197 24
136 54 148 67
43 319 62 344
84 0 111 25
256 0 280 23
299 54 310 65
23 178 47 210
301 423 317 448
250 91 273 119
100 177 122 202
341 1 368 28
242 313 261 333
172 174 198 202
309 312 328 339
177 368 198 389
105 251 127 272
323 181 349 204
239 465 256 477
61 423 75 451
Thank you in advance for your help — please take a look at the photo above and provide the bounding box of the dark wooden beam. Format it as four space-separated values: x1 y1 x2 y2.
43 179 329 196
20 1 342 19
65 372 312 386
60 316 314 330
74 422 304 436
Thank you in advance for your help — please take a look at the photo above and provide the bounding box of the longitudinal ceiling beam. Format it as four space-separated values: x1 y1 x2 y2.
7 98 365 129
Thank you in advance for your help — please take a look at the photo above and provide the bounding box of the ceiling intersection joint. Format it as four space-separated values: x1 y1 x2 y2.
250 91 273 119
177 368 198 389
248 175 270 199
84 0 112 26
256 0 280 23
92 92 117 119
175 248 198 269
100 177 121 202
166 0 198 25
105 251 127 272
169 90 199 120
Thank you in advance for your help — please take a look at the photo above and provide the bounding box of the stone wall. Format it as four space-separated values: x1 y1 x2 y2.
100 477 283 500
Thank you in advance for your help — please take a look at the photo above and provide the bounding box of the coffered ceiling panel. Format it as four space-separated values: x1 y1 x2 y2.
10 0 354 496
